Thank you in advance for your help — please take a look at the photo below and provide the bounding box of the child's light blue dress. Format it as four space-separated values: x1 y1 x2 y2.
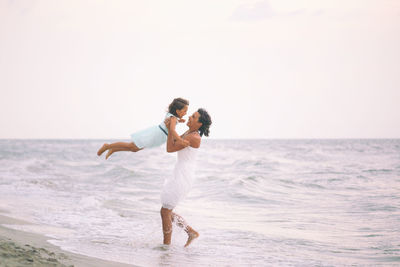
130 113 176 149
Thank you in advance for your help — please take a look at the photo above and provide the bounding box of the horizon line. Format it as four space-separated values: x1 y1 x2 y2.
1 137 399 140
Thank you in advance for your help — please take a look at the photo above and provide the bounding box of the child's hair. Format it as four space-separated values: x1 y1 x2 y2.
168 98 189 117
197 108 212 137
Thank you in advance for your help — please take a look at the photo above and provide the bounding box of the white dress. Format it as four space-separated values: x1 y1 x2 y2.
130 112 176 149
161 146 198 209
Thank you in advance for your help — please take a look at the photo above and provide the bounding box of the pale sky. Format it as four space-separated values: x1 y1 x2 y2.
1 0 399 139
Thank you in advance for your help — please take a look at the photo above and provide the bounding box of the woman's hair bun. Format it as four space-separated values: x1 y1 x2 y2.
197 108 212 137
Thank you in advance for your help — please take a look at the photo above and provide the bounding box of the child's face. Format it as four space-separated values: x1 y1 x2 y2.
176 105 188 118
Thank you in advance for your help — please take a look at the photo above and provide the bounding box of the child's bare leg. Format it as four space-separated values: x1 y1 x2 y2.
172 212 199 247
97 142 141 159
105 142 142 159
97 143 109 156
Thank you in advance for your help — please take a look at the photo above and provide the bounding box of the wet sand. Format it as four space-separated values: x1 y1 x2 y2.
0 214 135 267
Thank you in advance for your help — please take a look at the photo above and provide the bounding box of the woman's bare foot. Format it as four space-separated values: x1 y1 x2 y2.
97 143 109 156
184 230 199 247
105 149 114 160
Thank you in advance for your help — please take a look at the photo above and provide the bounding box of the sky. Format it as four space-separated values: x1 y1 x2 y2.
1 0 399 139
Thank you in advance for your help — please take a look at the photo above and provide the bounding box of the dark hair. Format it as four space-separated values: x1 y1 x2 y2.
168 98 189 117
197 108 212 137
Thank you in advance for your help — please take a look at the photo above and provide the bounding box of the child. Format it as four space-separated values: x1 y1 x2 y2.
97 98 190 159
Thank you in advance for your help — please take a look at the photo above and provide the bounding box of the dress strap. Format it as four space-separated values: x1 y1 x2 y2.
158 125 168 136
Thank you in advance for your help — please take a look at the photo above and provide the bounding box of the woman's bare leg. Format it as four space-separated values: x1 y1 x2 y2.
97 142 142 159
172 212 199 247
160 207 173 245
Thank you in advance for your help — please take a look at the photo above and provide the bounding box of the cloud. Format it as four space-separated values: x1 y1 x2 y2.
230 1 326 22
230 0 275 21
288 8 306 16
311 9 325 16
7 0 37 14
286 8 325 17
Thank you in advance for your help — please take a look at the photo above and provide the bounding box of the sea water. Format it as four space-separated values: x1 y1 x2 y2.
0 139 399 266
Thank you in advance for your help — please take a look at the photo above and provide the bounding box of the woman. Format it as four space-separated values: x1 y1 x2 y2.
160 108 212 247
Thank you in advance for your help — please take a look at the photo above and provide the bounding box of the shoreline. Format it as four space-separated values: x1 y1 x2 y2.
0 214 136 267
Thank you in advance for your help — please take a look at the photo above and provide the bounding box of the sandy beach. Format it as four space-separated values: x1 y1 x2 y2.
0 214 135 267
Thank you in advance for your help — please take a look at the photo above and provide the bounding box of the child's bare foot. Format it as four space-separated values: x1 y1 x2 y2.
184 230 199 247
97 143 109 156
105 149 114 160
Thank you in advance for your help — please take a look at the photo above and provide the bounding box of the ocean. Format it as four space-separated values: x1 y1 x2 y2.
0 139 399 266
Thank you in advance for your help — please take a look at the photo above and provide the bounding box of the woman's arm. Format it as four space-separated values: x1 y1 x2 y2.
167 133 200 152
165 119 201 152
168 117 186 144
166 129 188 153
166 119 184 152
165 118 193 152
